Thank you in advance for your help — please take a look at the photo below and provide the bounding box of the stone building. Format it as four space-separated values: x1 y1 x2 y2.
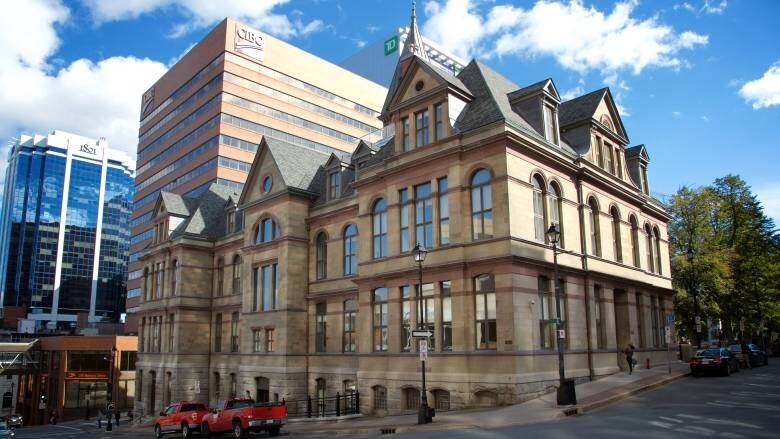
135 11 673 417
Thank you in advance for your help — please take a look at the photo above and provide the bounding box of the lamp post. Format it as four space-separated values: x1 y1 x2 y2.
546 223 575 406
106 346 117 431
687 248 701 349
412 243 431 424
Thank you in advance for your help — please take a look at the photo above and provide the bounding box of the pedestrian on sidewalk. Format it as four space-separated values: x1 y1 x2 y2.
97 410 103 429
741 339 752 369
115 409 120 426
624 344 636 375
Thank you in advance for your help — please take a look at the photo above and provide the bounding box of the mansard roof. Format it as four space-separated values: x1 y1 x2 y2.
169 184 240 241
559 87 628 142
158 192 195 217
626 144 650 161
507 78 559 102
265 138 331 193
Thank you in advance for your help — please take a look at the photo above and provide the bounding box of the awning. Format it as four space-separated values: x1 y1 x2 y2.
0 339 40 372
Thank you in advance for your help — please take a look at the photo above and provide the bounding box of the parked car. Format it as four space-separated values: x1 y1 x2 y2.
727 344 769 367
154 401 209 439
4 415 21 429
0 421 15 439
201 398 287 438
690 348 740 376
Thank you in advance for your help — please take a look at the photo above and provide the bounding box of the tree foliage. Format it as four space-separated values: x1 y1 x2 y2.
668 175 780 344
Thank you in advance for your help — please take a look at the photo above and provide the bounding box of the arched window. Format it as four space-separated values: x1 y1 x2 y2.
216 257 224 297
403 387 420 410
532 175 547 242
653 227 663 275
343 225 357 276
232 255 242 295
629 216 640 268
611 207 622 263
588 198 601 256
474 274 497 350
471 169 493 240
645 224 654 273
255 217 279 244
433 389 450 411
171 259 179 296
548 182 563 247
316 232 327 280
372 199 387 259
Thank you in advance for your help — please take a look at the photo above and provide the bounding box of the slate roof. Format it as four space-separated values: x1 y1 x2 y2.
264 137 331 193
159 192 195 217
382 56 471 116
558 88 608 128
625 144 649 161
506 78 552 102
169 184 240 240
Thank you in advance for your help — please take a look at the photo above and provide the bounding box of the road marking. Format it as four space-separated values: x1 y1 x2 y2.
659 416 683 423
53 425 82 431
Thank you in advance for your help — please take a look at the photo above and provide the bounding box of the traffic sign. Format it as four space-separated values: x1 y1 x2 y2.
666 313 675 326
558 329 566 339
411 330 433 338
695 323 701 333
419 339 428 361
665 326 671 343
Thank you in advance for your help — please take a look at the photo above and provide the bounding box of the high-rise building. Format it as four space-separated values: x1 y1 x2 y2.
126 18 387 331
340 25 466 87
0 130 135 330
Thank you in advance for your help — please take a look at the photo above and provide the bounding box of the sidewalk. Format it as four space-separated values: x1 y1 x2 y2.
286 362 690 437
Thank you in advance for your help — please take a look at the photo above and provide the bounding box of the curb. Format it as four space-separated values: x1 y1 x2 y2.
571 371 690 415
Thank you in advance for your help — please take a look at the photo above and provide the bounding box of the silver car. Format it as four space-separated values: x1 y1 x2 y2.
0 421 15 439
4 415 20 429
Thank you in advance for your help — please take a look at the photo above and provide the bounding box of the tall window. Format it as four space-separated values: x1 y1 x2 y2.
543 105 557 143
594 285 607 349
629 216 640 268
144 268 150 301
253 329 262 352
611 207 622 263
256 218 279 243
415 182 433 248
230 373 237 399
658 295 667 347
315 303 327 352
373 288 388 351
214 313 223 353
416 109 430 147
216 258 224 297
255 377 269 403
316 232 327 280
402 117 410 151
654 227 663 275
548 182 563 247
435 103 444 140
401 286 412 352
615 149 624 178
441 281 452 351
230 312 239 352
538 276 553 349
588 198 601 256
213 372 221 402
595 137 604 167
645 224 655 273
532 175 546 242
343 225 357 275
471 169 493 240
232 255 242 295
265 328 275 352
328 171 340 200
399 189 410 253
650 295 660 347
372 199 388 258
156 262 164 298
252 266 260 311
475 274 497 350
373 386 387 411
171 259 179 296
343 299 357 352
605 142 614 174
260 263 278 311
419 283 435 350
635 293 645 348
168 314 175 352
438 177 450 245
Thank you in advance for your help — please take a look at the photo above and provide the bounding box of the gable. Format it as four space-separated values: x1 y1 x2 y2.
238 142 287 206
399 64 443 103
593 90 628 142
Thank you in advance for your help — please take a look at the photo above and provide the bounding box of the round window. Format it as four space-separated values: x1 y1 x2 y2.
262 176 272 193
415 80 425 92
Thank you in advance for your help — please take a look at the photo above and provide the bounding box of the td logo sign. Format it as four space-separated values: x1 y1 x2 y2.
384 35 399 56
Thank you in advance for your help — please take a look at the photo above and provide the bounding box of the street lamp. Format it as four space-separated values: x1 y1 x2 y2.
106 346 117 431
546 223 576 406
412 243 431 424
687 248 701 349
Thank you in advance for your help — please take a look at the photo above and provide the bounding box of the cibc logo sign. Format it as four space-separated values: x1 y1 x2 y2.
79 144 97 155
235 24 264 62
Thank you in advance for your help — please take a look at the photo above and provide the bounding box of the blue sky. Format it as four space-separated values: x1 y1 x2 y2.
0 0 778 223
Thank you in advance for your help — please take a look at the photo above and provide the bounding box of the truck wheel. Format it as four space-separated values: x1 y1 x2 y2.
233 420 246 439
181 423 191 439
154 424 163 439
201 423 211 439
269 426 281 437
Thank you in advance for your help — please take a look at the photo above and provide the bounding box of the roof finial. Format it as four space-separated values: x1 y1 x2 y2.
402 0 429 61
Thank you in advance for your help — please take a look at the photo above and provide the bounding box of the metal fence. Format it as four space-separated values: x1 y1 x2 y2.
285 391 360 418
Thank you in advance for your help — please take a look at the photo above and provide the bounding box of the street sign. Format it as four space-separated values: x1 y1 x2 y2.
667 313 675 326
384 35 399 55
412 330 433 338
558 329 566 339
695 316 701 324
696 323 702 333
665 326 671 343
419 339 428 361
548 318 562 325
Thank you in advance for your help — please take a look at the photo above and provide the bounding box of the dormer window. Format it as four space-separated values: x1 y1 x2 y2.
227 210 236 234
328 171 341 200
543 104 558 144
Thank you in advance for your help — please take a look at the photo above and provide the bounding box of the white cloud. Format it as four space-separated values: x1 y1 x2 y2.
420 1 707 81
756 183 780 227
672 111 682 117
675 1 728 15
700 115 709 122
560 86 584 101
739 61 780 109
0 0 168 163
81 0 324 39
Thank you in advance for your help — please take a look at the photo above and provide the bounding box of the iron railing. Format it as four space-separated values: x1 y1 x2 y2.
285 391 360 418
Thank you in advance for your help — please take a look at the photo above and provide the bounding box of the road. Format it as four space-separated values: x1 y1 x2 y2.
13 362 780 439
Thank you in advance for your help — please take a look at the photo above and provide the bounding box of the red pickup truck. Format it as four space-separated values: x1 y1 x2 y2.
154 401 209 439
202 398 287 438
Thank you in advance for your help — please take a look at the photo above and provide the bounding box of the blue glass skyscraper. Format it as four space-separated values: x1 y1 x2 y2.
0 131 135 330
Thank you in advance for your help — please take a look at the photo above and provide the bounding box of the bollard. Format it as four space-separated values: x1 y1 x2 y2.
646 358 651 369
307 396 312 418
336 392 341 417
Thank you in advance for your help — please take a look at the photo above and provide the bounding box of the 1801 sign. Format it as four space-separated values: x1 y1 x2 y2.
79 144 97 155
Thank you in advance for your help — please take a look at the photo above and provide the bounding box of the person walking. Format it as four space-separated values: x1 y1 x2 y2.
741 339 752 369
115 409 120 426
97 410 103 429
625 344 636 375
